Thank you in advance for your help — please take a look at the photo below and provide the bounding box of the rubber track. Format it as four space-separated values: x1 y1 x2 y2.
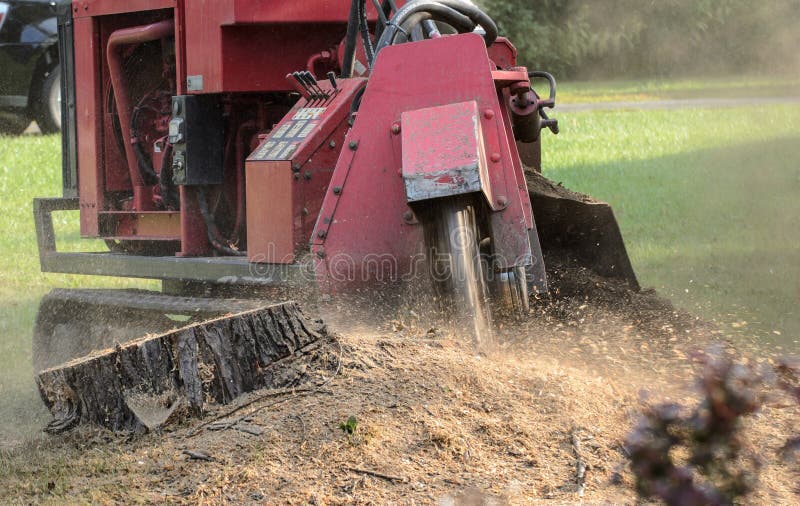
41 288 270 315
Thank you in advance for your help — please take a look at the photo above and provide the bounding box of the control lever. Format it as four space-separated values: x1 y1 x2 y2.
289 72 313 99
301 71 327 100
327 71 338 91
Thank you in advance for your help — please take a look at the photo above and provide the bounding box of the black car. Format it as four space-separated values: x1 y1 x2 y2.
0 0 62 134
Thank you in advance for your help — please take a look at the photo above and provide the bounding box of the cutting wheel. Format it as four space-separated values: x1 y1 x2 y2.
424 196 493 347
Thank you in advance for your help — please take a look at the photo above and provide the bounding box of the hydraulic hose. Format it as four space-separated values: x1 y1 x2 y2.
375 0 497 53
194 188 246 257
341 0 361 77
158 143 178 210
357 0 376 68
399 6 473 40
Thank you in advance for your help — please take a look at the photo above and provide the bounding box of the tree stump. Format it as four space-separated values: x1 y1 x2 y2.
35 301 326 433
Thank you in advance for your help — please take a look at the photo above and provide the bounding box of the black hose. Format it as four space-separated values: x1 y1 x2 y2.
194 187 246 256
349 84 368 120
400 6 474 40
132 140 159 185
529 71 557 105
375 0 498 52
129 82 168 187
158 143 178 209
372 0 388 27
341 0 361 77
357 0 376 69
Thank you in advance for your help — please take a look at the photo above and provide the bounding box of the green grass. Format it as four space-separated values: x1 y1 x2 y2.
0 80 798 445
542 105 800 343
0 136 155 444
556 75 800 104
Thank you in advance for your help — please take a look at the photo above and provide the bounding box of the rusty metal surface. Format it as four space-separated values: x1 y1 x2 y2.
401 101 488 203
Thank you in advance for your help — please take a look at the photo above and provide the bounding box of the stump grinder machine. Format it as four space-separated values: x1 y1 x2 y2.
33 0 638 375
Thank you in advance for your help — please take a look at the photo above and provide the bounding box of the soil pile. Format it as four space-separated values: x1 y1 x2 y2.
1 277 797 504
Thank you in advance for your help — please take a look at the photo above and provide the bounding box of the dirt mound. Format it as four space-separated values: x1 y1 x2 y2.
1 310 797 504
1 240 795 503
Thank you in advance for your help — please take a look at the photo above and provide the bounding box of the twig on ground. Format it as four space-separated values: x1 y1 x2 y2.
231 424 264 436
571 428 588 497
345 466 408 483
182 449 213 462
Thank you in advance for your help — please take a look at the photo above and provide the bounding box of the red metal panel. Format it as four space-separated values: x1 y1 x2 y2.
246 160 295 263
312 34 535 286
231 0 385 24
246 78 364 263
487 37 517 69
218 25 347 92
401 101 490 203
182 1 405 94
182 1 226 93
72 0 176 18
178 187 207 256
74 16 103 237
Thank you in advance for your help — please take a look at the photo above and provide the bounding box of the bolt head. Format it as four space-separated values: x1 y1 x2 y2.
490 152 502 163
332 186 342 195
391 123 401 135
403 211 414 222
348 140 358 150
483 109 495 119
497 196 508 207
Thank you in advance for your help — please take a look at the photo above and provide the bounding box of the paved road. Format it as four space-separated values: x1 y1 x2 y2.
556 96 800 112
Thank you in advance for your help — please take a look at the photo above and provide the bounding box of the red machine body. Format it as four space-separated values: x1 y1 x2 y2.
70 0 381 257
312 34 538 287
60 0 551 290
33 0 639 370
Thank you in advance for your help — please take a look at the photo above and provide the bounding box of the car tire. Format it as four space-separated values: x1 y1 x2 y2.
0 112 32 136
36 64 61 134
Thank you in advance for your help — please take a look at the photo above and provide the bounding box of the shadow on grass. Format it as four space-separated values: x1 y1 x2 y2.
546 136 800 346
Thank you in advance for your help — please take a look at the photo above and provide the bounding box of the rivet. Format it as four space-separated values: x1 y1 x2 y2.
316 249 326 258
293 172 300 180
292 164 301 172
497 196 508 207
403 210 414 222
490 152 501 163
348 140 359 150
333 186 342 195
329 140 336 149
304 171 312 180
317 230 327 238
483 109 495 119
391 123 401 135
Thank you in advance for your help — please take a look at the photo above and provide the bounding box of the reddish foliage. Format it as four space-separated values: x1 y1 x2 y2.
626 348 767 505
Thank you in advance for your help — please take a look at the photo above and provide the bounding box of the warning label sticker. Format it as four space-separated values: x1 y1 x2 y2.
250 107 325 161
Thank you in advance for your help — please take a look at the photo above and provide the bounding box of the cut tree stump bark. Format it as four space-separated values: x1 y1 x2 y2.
35 301 326 434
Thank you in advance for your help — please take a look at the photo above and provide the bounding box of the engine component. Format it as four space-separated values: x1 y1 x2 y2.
168 95 224 186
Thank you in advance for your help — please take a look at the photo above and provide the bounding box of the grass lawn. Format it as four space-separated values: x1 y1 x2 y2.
0 136 156 444
542 104 800 344
556 75 800 104
0 83 798 445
